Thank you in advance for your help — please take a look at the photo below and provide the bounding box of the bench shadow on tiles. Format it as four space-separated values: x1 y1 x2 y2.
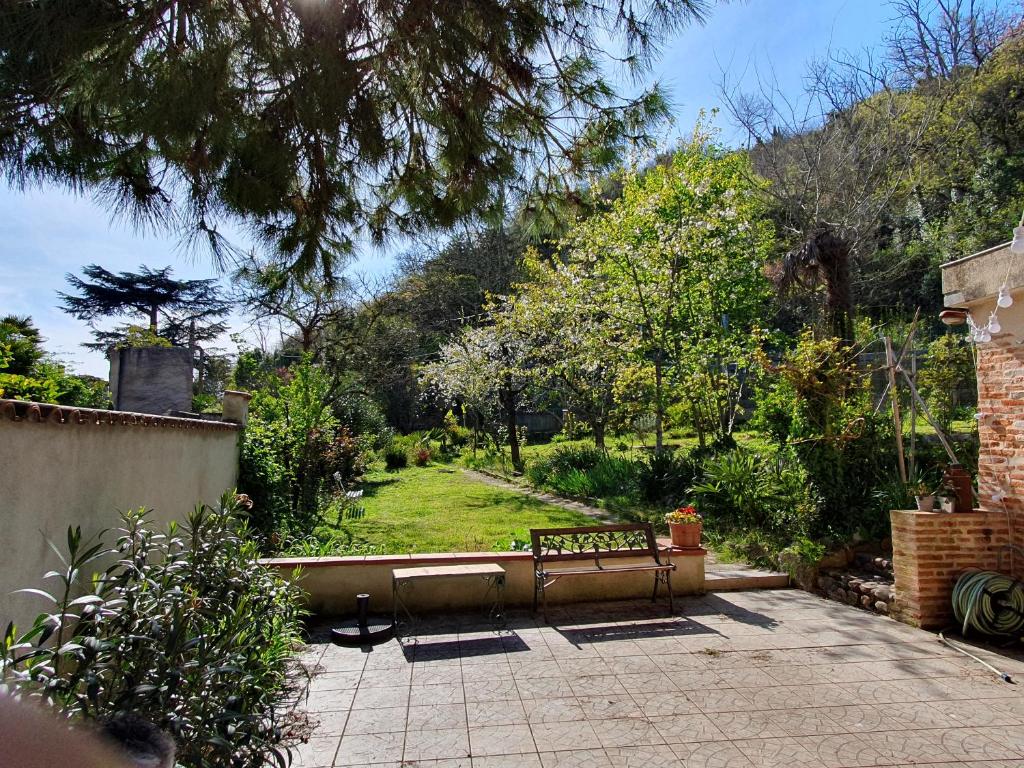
555 618 722 648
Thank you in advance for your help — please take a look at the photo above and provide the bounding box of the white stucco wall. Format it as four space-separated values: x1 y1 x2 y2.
0 401 240 632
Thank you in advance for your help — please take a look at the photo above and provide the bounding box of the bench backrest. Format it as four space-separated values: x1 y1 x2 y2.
530 523 662 564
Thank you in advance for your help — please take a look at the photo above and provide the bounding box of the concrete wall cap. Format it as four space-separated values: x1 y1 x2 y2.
0 399 240 431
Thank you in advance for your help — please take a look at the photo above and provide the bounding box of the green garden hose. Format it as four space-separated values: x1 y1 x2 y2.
938 568 1024 684
951 569 1024 637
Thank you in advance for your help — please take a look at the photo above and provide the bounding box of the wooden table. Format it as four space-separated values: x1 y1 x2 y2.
392 563 506 632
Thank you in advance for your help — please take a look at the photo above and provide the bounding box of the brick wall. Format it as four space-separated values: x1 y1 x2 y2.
974 340 1024 556
890 509 1009 629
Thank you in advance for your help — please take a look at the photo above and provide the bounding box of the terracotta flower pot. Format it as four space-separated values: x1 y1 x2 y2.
669 521 702 548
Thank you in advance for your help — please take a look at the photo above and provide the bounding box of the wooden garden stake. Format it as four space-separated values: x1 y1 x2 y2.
885 335 908 484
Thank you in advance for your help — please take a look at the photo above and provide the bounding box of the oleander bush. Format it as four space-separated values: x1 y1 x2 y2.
1 492 305 768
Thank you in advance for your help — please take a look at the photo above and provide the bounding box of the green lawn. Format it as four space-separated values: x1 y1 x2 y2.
317 465 596 554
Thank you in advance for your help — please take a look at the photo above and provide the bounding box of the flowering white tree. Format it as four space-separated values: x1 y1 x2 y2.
423 324 532 467
558 124 774 449
493 250 625 449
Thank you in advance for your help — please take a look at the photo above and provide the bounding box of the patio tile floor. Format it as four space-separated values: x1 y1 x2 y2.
290 590 1024 767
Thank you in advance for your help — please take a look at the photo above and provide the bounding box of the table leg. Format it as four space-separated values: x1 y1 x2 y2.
393 578 416 638
482 573 506 624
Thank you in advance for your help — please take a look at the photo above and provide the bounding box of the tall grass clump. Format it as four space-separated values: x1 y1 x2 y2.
526 446 637 499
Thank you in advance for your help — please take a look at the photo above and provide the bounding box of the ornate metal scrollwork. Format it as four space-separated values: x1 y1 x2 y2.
537 528 649 557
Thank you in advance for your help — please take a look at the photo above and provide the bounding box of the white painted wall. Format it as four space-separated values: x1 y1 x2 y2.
0 405 240 632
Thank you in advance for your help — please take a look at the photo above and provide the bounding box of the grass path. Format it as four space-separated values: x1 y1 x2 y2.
464 468 614 522
320 465 598 553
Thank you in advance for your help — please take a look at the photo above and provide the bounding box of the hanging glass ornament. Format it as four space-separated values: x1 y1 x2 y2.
1012 225 1024 255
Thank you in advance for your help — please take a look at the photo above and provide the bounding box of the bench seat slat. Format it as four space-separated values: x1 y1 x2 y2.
540 564 673 576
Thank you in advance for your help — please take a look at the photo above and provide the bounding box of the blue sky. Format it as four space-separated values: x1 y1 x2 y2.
0 0 894 377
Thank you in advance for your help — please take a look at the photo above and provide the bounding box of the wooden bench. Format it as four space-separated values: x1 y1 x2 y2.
530 523 675 621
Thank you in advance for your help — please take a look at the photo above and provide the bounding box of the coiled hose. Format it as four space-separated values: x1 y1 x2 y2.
939 568 1024 683
951 569 1024 637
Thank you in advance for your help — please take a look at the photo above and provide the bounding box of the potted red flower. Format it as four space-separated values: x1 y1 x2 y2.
665 505 702 548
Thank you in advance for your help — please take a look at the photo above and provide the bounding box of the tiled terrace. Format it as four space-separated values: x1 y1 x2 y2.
290 590 1024 767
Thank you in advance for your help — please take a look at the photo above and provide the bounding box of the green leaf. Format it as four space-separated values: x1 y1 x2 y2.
68 595 104 607
13 588 55 603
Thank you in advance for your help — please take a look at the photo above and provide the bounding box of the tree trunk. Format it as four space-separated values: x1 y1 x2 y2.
592 420 606 451
654 359 664 452
815 228 854 344
501 381 521 469
149 305 159 333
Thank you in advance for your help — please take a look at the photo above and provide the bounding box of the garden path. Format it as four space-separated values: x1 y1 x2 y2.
462 469 616 523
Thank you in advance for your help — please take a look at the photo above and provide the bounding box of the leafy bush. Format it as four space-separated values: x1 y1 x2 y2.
917 333 976 431
532 446 605 479
792 414 895 536
690 447 819 542
547 467 597 497
384 446 409 470
333 384 392 450
1 493 305 768
635 450 699 506
414 447 432 466
586 456 637 497
322 427 367 487
437 410 472 456
238 360 373 538
526 446 634 499
237 402 291 537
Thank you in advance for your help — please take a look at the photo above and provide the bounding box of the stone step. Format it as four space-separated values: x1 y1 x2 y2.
704 568 790 591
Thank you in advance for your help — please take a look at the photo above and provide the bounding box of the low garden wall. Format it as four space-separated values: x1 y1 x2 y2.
263 548 705 616
0 399 241 632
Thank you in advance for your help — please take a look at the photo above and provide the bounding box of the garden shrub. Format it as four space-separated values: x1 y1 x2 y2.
526 446 636 499
917 334 976 431
333 383 392 451
237 402 291 537
437 410 472 457
636 450 700 506
586 455 637 497
792 414 896 537
1 493 305 768
237 360 374 540
690 446 819 553
322 426 367 486
547 467 597 497
541 446 606 475
384 445 409 470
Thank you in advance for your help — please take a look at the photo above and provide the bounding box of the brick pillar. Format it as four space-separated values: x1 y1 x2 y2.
974 336 1024 557
890 509 1009 629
